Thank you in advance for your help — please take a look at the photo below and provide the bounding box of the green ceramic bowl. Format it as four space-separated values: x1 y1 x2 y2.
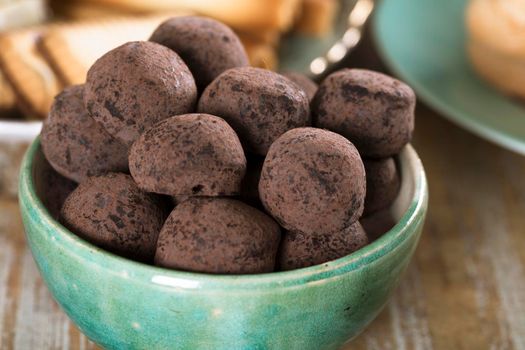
19 139 427 350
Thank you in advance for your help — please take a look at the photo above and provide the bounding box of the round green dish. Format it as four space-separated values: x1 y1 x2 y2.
19 139 427 350
374 0 525 155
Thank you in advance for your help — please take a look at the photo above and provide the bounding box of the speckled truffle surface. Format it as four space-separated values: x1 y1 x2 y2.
35 150 77 219
279 221 368 271
313 68 415 158
129 113 246 196
84 41 197 147
155 198 281 274
60 173 165 262
364 157 400 215
41 85 128 183
150 16 249 90
198 67 310 155
259 127 366 235
283 71 318 102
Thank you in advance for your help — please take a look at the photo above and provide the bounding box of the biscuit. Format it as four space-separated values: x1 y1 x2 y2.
0 28 63 119
294 0 337 36
40 15 183 85
0 70 16 114
39 15 273 86
467 0 525 98
76 0 302 31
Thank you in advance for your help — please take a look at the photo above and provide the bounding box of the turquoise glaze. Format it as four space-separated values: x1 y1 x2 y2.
19 139 427 350
374 0 525 155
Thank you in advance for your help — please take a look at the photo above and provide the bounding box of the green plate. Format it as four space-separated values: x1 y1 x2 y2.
373 0 525 155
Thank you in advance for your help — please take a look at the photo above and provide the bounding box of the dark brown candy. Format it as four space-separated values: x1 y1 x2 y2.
198 67 310 155
129 113 246 196
283 71 318 102
313 68 415 158
60 173 165 262
41 85 128 183
150 16 249 91
34 149 77 219
279 222 368 271
259 127 366 236
84 41 197 148
154 198 281 274
364 157 400 215
360 208 397 242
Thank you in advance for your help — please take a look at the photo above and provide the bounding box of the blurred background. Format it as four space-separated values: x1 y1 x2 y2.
0 0 525 349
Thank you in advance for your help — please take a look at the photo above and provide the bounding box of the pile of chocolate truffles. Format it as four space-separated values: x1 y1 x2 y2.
40 16 416 274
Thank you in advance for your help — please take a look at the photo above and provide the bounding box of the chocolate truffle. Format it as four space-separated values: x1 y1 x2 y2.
313 68 416 158
360 208 396 242
155 198 281 274
279 222 368 271
41 85 128 183
84 41 197 147
198 67 310 155
283 71 318 102
35 150 77 219
364 157 400 216
259 127 366 236
150 16 249 90
129 113 246 196
60 173 165 262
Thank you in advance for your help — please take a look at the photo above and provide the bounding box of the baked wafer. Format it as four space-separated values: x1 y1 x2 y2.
73 0 302 31
467 0 525 99
0 28 63 119
41 15 276 86
242 37 278 70
294 0 337 36
237 29 280 47
50 0 141 20
0 70 17 114
40 15 187 85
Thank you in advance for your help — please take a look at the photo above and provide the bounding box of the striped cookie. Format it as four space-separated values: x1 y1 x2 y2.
0 28 63 119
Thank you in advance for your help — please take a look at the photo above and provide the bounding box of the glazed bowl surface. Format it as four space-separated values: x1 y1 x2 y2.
18 138 427 350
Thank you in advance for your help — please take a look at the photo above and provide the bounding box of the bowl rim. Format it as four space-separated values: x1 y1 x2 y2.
19 137 428 291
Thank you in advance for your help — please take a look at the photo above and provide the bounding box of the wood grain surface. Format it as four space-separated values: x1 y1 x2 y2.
1 35 525 350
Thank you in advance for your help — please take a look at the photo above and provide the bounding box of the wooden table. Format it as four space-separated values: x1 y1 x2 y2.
1 37 525 350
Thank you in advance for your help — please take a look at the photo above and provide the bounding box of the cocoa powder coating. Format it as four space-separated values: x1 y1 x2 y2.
313 68 415 157
150 16 249 90
60 173 166 262
129 113 246 196
84 41 197 148
259 127 366 235
198 67 310 155
155 197 281 274
41 85 128 183
279 221 368 270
